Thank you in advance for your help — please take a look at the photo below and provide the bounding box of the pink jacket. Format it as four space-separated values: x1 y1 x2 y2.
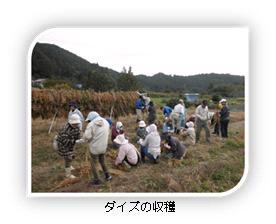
115 143 138 165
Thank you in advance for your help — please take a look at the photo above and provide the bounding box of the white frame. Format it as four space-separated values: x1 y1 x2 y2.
27 27 249 197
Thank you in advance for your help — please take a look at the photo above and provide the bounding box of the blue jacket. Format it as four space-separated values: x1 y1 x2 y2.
135 99 144 110
163 106 173 116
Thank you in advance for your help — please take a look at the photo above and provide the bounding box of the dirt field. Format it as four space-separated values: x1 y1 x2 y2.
31 109 245 193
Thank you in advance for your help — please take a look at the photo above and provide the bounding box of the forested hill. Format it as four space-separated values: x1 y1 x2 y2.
32 43 244 95
136 73 244 92
32 43 120 87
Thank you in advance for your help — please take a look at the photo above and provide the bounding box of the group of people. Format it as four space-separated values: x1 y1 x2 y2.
54 96 230 187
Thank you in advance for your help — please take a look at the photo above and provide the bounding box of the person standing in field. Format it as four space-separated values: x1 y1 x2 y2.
68 101 84 130
135 95 145 122
76 111 112 186
113 134 140 167
170 99 186 134
212 101 223 136
55 114 81 179
195 100 211 143
147 101 157 125
219 99 230 138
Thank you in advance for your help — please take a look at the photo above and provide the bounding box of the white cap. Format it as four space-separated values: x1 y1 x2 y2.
138 120 146 127
220 99 227 103
113 134 128 145
69 114 81 124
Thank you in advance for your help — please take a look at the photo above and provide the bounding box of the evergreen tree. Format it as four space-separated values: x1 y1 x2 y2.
117 66 139 91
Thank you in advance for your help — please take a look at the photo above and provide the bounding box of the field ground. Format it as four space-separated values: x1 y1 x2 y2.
31 106 245 193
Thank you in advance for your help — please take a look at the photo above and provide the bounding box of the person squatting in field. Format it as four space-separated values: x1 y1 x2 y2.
111 121 125 148
113 134 141 167
138 124 161 164
180 121 196 147
68 101 84 131
55 114 81 179
164 135 187 160
76 111 112 186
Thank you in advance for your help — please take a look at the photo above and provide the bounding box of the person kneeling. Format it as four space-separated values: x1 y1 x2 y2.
138 124 161 164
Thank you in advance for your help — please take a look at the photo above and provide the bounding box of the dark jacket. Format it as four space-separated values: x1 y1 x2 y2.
136 127 148 141
56 123 80 159
148 104 156 124
220 106 230 122
111 126 124 141
168 136 186 160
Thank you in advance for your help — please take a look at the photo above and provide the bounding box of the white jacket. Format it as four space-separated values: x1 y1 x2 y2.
174 103 185 114
141 127 161 159
82 116 110 155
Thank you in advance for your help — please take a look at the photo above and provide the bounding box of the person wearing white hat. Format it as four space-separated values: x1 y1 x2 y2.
219 99 230 138
180 121 196 146
68 101 84 130
136 120 148 162
114 134 140 166
111 121 125 148
55 114 81 179
136 120 148 140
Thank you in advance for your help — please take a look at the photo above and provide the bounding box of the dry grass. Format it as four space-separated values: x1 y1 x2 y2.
31 109 245 193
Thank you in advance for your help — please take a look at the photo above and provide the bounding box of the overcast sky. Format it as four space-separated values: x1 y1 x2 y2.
36 27 248 76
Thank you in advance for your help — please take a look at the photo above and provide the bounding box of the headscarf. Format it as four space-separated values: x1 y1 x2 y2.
85 111 100 122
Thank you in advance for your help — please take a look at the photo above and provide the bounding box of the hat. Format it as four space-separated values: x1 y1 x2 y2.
186 121 194 128
147 124 157 133
220 99 227 103
179 99 184 104
69 101 77 107
116 121 123 130
86 111 99 122
69 114 81 124
113 134 128 145
138 120 146 127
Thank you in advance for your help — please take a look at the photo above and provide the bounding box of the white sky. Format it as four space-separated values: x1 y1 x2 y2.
36 28 248 76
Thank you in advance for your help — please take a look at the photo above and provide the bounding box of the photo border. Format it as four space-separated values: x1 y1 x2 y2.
27 27 249 197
